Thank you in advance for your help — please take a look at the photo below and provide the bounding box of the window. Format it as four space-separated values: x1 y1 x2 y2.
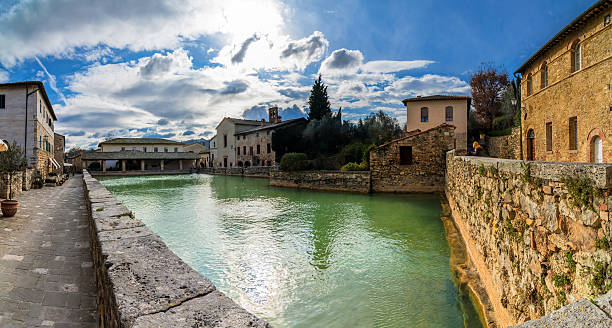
154 147 158 152
569 117 578 150
399 146 412 165
143 147 147 152
223 135 227 147
256 133 259 137
249 146 253 155
267 143 271 153
526 74 533 96
267 131 270 135
121 147 126 151
546 122 552 151
39 136 42 149
243 146 246 155
604 14 610 26
164 147 168 152
445 106 453 121
174 147 178 152
132 147 136 151
420 107 428 122
541 63 548 88
237 147 240 155
571 41 581 72
0 95 5 108
39 100 41 113
257 145 261 154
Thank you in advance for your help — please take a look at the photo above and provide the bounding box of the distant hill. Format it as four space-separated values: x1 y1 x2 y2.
183 138 210 146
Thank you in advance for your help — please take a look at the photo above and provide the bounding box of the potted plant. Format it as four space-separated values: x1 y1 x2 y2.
0 140 27 217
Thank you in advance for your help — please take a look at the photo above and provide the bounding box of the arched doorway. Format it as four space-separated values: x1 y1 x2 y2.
591 136 603 163
237 161 243 167
526 129 535 161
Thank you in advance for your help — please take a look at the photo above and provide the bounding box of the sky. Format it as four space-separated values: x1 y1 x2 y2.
0 0 597 149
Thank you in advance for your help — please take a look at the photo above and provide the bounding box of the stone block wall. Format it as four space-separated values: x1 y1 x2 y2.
270 170 371 193
0 172 23 199
446 151 612 326
21 168 33 191
370 124 455 193
82 170 270 327
199 166 272 178
486 127 521 160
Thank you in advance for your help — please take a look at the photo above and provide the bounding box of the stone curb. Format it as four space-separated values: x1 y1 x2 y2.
82 170 271 327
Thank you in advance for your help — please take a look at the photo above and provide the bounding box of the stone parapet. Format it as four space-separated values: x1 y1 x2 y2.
82 170 270 327
445 150 612 326
270 170 371 193
199 166 273 178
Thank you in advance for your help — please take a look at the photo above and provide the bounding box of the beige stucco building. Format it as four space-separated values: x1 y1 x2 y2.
402 95 470 153
82 138 198 174
183 142 210 168
516 0 612 163
0 81 58 179
213 118 262 168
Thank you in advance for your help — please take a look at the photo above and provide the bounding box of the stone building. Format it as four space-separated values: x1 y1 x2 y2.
402 95 470 154
235 108 306 167
213 118 261 168
0 81 58 178
82 138 198 174
369 124 456 192
183 142 210 168
516 0 612 163
53 132 65 174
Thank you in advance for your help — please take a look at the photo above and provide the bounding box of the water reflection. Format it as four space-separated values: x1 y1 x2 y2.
100 174 482 328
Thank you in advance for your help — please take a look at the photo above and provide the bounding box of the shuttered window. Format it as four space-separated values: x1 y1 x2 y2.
546 122 552 151
0 94 5 108
569 117 578 150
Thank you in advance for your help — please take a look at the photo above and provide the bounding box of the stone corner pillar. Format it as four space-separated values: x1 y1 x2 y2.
141 160 145 171
160 160 164 171
121 160 126 172
102 160 106 172
179 160 183 170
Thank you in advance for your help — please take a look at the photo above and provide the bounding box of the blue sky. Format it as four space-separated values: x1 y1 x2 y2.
0 0 595 148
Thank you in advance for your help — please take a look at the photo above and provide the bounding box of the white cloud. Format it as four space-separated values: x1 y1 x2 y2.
385 74 471 98
319 49 364 75
34 56 67 104
0 69 8 82
0 0 286 67
360 60 434 73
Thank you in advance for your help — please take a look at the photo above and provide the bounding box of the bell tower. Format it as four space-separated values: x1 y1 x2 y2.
268 107 280 123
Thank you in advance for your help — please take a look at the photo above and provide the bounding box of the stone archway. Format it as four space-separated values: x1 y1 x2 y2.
587 128 606 163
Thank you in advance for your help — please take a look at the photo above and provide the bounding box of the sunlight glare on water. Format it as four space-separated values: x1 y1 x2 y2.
100 174 482 328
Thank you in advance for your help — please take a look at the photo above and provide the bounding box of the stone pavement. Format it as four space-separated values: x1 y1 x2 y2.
0 175 97 328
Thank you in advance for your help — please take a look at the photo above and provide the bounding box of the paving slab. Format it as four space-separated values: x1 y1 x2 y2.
0 175 98 327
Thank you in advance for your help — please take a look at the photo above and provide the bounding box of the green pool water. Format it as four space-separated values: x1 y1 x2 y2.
99 174 482 328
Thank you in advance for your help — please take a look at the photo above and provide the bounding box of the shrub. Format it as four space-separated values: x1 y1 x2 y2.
280 153 310 171
362 144 376 165
340 142 367 165
340 161 368 171
562 177 601 211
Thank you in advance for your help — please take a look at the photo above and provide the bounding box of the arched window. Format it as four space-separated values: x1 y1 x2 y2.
445 106 453 121
420 107 428 122
540 62 548 88
591 136 603 163
526 74 533 96
571 41 581 72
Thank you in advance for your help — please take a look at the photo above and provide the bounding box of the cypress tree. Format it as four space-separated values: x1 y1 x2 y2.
307 74 331 121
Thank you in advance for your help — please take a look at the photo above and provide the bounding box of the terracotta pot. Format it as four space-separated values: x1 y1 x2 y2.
1 200 19 217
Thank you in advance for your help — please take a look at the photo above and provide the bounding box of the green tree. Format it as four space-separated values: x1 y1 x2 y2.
470 62 510 131
307 75 331 121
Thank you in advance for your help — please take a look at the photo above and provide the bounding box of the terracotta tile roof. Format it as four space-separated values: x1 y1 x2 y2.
99 138 184 146
402 95 471 105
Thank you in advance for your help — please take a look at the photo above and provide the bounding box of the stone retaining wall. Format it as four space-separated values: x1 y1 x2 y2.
0 172 23 199
445 151 612 326
270 170 371 193
82 170 270 327
485 127 521 160
199 166 272 178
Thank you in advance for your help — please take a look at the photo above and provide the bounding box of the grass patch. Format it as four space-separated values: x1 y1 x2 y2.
562 176 601 211
565 250 576 273
589 261 612 295
596 236 610 249
552 274 571 288
95 207 104 212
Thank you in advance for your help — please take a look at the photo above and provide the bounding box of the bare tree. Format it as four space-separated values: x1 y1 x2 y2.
470 63 510 131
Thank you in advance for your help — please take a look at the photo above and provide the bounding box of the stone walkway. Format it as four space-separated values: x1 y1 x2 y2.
0 175 97 328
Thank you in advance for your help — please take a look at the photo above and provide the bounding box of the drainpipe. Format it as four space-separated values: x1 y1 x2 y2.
513 73 523 160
